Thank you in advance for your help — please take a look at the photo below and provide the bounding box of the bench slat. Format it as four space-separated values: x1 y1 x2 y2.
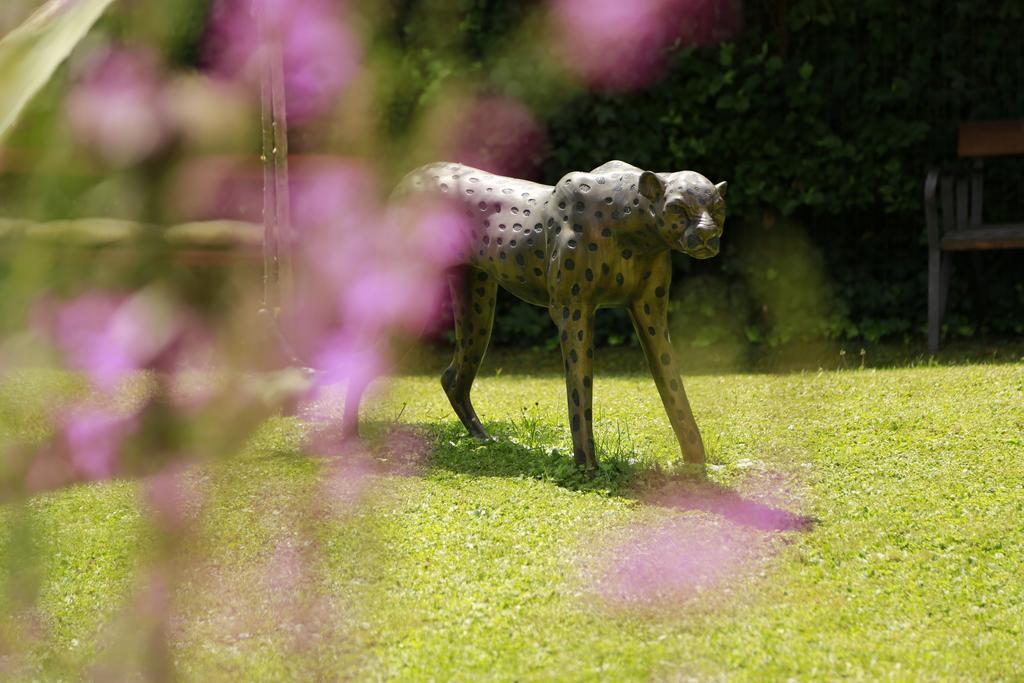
941 224 1024 251
958 120 1024 157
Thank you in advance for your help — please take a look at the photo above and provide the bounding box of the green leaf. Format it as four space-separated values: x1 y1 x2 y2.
0 0 119 142
718 43 734 67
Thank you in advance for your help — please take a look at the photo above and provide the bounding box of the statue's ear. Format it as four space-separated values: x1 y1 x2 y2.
639 171 665 201
715 181 728 198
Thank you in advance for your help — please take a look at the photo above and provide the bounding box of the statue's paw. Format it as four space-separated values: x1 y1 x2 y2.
466 418 495 443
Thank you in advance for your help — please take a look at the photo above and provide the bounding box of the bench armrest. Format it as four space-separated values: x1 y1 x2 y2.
925 160 985 246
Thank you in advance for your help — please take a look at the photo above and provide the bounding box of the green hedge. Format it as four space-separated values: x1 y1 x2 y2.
383 0 1024 348
6 0 1023 348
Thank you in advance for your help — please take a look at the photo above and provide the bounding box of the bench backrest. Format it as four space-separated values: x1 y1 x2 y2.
958 120 1024 158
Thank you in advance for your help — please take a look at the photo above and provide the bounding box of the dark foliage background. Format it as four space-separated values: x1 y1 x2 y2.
380 0 1024 349
3 0 1022 349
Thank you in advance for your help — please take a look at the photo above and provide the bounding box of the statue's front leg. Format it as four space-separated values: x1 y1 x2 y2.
628 296 706 466
549 301 597 471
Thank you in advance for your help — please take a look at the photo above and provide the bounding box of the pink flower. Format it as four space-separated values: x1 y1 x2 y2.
145 462 203 531
33 289 211 391
205 0 360 123
446 96 546 178
67 47 172 167
34 293 130 388
644 480 814 531
550 0 741 91
282 159 471 394
343 266 447 334
320 454 377 511
594 479 813 606
394 199 475 271
167 156 264 223
61 405 135 480
308 331 387 394
26 403 137 491
598 519 751 604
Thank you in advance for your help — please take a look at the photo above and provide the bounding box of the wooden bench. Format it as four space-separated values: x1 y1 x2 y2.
0 217 264 266
925 120 1024 352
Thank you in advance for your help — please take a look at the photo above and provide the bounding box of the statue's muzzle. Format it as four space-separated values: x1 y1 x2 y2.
681 213 721 258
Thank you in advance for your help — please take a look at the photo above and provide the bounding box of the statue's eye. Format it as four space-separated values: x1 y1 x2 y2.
667 202 688 216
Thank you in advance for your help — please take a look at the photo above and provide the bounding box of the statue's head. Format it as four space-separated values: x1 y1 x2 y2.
638 170 727 259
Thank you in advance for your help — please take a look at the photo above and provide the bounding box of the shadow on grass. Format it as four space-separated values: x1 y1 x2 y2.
415 421 815 533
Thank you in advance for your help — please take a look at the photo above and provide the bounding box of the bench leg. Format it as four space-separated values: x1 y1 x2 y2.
928 248 952 353
940 253 952 315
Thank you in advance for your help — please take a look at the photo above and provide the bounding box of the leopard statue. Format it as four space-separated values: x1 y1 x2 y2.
394 160 727 473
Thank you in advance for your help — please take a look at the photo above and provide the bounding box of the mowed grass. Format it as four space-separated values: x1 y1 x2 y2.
1 347 1023 680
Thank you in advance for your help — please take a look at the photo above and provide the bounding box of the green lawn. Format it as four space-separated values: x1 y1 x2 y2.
2 346 1023 680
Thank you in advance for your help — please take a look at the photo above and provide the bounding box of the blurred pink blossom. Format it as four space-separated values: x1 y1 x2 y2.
550 0 740 90
145 462 203 531
283 159 471 396
23 286 213 493
25 404 136 491
67 47 172 167
598 519 751 604
288 158 379 282
644 481 814 531
403 202 476 269
320 454 377 511
172 157 470 392
307 424 429 514
33 290 211 391
61 405 135 480
136 568 173 621
447 96 546 179
260 537 339 653
595 480 812 606
168 156 263 223
267 540 306 594
343 266 447 333
206 0 360 123
307 331 387 396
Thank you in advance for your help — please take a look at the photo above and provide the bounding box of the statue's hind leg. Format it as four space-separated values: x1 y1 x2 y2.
442 267 496 441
